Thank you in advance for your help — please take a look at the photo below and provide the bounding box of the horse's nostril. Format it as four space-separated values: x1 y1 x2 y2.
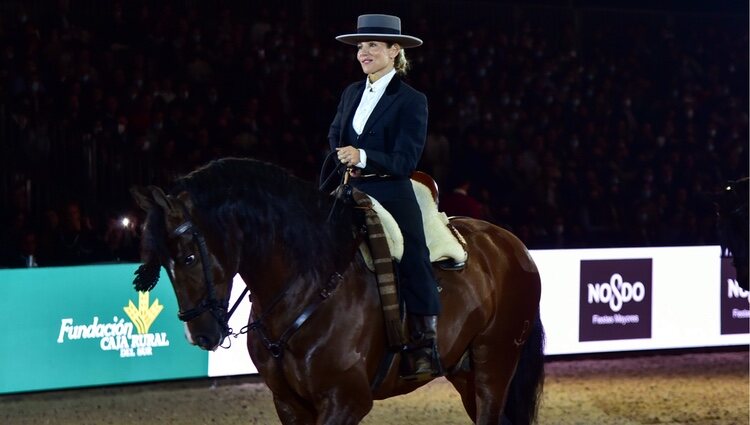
196 335 211 349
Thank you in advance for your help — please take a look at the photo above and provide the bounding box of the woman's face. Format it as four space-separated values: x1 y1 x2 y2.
356 41 399 81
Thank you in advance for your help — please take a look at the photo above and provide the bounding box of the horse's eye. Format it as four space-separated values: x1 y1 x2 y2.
183 254 196 266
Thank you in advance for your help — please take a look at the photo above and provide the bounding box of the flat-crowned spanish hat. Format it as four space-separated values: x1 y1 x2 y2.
335 14 422 48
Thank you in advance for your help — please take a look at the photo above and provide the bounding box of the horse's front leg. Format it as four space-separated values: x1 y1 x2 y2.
256 356 317 424
272 392 316 425
312 369 374 425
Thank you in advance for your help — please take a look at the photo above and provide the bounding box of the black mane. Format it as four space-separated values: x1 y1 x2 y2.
141 158 353 281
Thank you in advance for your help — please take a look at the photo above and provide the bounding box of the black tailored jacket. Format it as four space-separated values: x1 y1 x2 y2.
328 76 428 179
327 75 440 315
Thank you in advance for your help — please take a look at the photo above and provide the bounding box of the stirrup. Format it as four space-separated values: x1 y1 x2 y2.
399 341 444 381
436 259 465 271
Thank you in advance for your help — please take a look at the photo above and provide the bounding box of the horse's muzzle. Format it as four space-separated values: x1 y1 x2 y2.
195 334 220 351
185 320 225 351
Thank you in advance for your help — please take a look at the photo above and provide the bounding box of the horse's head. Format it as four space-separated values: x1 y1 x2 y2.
131 185 240 351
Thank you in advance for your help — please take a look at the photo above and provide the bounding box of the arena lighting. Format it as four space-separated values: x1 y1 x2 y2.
120 217 131 228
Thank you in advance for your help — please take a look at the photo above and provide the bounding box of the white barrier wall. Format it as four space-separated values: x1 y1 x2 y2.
533 246 748 355
6 247 741 393
208 246 749 376
207 274 258 376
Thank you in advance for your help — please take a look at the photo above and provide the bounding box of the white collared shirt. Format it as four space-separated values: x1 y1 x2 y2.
353 68 396 135
351 68 397 168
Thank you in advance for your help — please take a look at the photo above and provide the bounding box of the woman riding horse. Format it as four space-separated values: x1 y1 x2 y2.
329 14 442 380
132 157 544 425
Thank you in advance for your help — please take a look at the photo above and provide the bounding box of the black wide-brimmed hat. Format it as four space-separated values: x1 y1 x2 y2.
336 14 422 48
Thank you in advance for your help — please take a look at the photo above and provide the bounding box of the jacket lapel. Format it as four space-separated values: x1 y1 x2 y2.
339 81 366 146
361 77 402 136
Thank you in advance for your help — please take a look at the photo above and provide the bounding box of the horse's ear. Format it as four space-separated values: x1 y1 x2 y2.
148 185 179 215
130 186 155 211
131 185 183 217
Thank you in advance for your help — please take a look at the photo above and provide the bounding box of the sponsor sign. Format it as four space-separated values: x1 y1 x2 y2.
0 265 207 394
720 257 749 335
56 291 170 358
579 258 653 342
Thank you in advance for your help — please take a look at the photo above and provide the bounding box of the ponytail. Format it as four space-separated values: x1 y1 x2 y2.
390 45 410 76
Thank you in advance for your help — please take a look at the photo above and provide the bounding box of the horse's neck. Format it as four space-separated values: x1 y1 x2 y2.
237 246 291 306
236 225 358 314
237 259 344 339
231 190 358 292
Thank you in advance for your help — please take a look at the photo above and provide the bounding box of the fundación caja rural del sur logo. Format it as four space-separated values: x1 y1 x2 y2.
56 291 171 358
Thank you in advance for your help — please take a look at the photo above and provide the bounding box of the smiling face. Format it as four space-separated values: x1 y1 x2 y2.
356 40 400 82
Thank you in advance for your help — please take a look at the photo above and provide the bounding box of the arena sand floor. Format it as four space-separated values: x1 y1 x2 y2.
1 351 747 425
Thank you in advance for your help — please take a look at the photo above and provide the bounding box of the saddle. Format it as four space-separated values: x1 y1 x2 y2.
347 173 468 351
357 175 468 272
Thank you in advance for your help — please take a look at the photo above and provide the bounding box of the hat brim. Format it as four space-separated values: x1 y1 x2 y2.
335 33 422 48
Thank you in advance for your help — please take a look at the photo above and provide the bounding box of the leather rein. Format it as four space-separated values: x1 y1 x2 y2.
243 272 344 358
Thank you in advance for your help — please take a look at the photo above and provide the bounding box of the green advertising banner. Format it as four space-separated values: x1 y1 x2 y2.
0 264 208 394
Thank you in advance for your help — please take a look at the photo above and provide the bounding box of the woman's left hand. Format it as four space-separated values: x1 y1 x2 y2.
336 146 361 167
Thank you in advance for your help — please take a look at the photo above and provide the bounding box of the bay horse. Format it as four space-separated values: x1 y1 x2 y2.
131 157 545 425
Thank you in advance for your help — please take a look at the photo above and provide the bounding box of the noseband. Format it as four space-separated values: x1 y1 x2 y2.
168 208 231 338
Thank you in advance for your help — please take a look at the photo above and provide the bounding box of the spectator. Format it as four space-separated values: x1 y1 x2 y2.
37 208 65 266
440 178 488 220
5 229 40 268
0 1 745 265
58 201 106 265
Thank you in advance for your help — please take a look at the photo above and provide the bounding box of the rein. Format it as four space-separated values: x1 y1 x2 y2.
318 150 346 192
319 150 349 223
236 156 357 357
240 272 344 358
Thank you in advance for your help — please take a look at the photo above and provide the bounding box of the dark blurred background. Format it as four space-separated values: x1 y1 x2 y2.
0 0 747 267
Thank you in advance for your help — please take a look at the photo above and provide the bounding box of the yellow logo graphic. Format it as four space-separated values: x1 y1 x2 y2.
124 291 164 334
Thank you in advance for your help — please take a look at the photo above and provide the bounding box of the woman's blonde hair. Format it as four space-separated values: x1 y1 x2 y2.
389 43 410 75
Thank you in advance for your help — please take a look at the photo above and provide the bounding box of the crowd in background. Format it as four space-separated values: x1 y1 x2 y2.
0 0 747 267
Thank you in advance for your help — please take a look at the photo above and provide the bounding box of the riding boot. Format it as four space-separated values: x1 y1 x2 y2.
401 314 443 381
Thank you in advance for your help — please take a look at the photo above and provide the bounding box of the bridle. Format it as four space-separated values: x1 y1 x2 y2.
166 203 344 357
167 205 242 340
